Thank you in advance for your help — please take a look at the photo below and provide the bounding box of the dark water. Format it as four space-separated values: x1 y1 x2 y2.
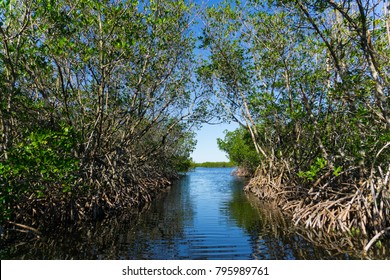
1 167 388 259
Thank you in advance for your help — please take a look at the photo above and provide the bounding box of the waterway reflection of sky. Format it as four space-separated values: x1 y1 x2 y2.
3 167 385 260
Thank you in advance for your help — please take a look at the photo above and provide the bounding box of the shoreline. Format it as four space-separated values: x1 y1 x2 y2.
243 171 390 256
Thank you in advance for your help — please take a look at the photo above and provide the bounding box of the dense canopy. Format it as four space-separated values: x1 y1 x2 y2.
0 0 389 254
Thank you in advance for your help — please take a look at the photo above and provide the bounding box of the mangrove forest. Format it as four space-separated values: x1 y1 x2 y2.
1 0 389 257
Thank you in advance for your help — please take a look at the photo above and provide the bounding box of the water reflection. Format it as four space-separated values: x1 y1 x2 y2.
1 168 389 259
226 190 389 259
1 175 195 260
222 184 331 259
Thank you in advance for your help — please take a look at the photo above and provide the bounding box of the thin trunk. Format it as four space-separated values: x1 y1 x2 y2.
296 0 343 75
300 85 334 169
385 0 390 46
97 10 106 153
325 0 390 129
356 0 390 129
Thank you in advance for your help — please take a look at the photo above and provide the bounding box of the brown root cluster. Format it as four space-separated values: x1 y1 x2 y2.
245 195 389 259
245 163 390 254
6 157 177 233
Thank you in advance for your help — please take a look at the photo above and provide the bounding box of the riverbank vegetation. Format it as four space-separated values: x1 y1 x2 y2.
1 0 389 255
200 0 389 252
217 126 259 174
191 161 235 168
0 0 209 229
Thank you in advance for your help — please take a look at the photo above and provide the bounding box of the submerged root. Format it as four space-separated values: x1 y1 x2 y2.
3 163 175 233
245 164 390 254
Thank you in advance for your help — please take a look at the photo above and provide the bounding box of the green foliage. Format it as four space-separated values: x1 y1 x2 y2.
332 166 342 177
173 156 194 172
0 126 79 222
0 0 202 224
375 240 383 249
217 127 259 174
169 130 197 173
192 161 235 168
200 0 390 190
196 0 390 243
349 227 361 237
1 0 389 234
297 157 327 182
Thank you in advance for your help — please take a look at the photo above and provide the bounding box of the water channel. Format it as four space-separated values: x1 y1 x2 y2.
1 167 388 259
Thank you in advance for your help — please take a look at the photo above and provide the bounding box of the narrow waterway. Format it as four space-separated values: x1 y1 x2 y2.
2 167 387 259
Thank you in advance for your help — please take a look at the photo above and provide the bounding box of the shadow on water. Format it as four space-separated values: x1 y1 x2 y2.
0 177 194 260
226 189 390 259
222 184 345 259
1 167 389 259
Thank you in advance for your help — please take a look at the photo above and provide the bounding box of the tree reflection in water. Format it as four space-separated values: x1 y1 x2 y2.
1 168 389 259
225 188 389 259
1 176 194 260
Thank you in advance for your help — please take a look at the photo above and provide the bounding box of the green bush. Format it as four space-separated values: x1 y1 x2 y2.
217 127 259 173
0 125 79 223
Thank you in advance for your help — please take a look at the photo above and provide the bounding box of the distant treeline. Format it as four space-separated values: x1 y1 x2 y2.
192 162 235 168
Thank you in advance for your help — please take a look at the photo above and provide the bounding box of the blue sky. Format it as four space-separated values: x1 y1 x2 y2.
189 0 239 163
191 122 239 163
